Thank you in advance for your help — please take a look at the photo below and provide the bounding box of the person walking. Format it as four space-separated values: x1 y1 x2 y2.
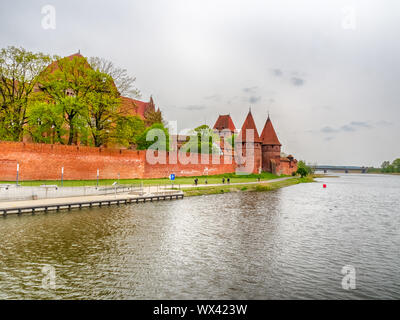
222 178 225 184
227 178 230 184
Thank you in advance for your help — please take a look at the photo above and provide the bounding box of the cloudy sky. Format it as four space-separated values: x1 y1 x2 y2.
1 0 399 166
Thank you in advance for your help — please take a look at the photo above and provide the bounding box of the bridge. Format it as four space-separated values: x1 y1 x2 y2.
313 165 368 173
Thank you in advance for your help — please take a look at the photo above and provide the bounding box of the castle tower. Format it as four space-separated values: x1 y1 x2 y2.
236 109 262 174
213 114 236 137
213 114 236 153
260 115 282 174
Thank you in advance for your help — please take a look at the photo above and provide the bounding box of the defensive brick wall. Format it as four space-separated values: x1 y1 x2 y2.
0 141 236 181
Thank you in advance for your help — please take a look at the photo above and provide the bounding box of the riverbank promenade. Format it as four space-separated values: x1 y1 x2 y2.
0 177 295 216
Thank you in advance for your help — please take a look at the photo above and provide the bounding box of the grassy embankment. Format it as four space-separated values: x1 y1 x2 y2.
0 172 285 187
182 176 315 197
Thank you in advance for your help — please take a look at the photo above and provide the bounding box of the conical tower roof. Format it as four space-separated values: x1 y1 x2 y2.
213 114 236 132
260 116 281 146
239 110 261 142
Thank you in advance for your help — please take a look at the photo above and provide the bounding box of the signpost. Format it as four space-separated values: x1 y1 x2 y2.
169 173 175 189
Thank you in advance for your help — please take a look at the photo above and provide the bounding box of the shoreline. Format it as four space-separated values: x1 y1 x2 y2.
0 172 286 187
182 176 315 197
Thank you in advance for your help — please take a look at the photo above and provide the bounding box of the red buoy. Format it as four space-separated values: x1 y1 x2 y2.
323 184 327 188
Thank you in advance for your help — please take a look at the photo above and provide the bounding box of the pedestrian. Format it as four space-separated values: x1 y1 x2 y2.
227 178 230 184
194 178 198 186
222 178 225 184
205 179 208 184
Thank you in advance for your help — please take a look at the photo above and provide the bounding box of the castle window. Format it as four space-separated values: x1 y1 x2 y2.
65 88 75 97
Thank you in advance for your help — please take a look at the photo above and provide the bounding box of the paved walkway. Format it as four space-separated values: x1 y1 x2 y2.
161 176 294 189
0 189 182 212
0 177 294 213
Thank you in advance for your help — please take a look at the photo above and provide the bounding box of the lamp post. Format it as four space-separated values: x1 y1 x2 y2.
16 163 19 186
61 167 64 187
97 169 99 187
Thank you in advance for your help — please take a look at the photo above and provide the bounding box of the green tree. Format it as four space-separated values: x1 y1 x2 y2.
297 160 313 175
381 161 392 173
25 102 66 143
224 133 236 150
144 108 164 127
113 115 145 148
136 123 169 150
181 125 220 154
82 71 121 147
392 158 400 173
296 167 308 178
0 46 52 141
39 55 120 145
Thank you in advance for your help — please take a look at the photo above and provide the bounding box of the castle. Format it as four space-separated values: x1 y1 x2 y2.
213 110 297 175
0 110 298 180
45 52 158 121
0 51 297 180
21 52 160 146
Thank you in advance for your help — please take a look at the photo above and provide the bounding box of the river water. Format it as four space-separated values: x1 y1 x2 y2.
0 174 399 299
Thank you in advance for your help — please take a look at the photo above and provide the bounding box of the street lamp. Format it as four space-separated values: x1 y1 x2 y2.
97 169 99 187
61 167 64 187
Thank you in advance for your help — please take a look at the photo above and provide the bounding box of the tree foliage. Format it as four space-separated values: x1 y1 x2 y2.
224 133 236 150
296 167 308 178
144 108 164 127
113 115 145 148
180 125 221 154
297 160 313 175
0 46 52 141
381 158 400 173
39 55 121 146
0 46 164 150
25 102 66 143
136 123 169 151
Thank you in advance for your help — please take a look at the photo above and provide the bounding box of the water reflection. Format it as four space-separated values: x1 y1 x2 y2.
0 174 399 299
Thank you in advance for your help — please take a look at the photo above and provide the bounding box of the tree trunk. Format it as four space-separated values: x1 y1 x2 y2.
68 123 74 145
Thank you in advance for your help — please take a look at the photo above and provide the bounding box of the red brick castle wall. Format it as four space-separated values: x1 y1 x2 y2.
0 141 236 181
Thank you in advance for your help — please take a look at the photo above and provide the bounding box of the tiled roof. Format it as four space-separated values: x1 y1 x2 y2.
213 114 236 132
239 111 261 142
260 116 281 146
42 52 158 120
45 52 86 73
119 96 155 119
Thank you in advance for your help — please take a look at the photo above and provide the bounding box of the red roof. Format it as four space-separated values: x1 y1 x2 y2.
213 114 236 132
45 52 86 73
260 116 281 145
120 96 155 119
41 52 158 120
239 111 261 142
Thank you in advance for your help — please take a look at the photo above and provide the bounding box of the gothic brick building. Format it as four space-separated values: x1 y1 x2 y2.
24 52 159 146
213 111 297 175
46 52 157 120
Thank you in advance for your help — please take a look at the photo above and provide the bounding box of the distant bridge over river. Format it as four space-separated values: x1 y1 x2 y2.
314 165 368 173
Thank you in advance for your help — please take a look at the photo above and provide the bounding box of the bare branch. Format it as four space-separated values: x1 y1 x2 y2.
88 56 141 98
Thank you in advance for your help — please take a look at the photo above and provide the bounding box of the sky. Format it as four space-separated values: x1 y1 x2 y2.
0 0 399 166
